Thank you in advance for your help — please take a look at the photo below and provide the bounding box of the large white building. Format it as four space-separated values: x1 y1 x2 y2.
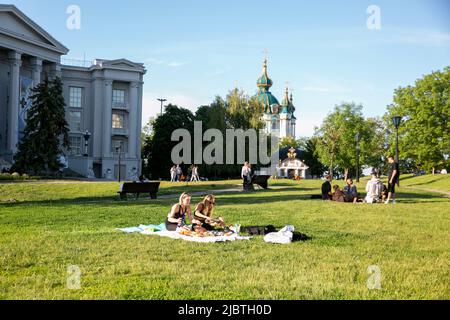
0 5 146 179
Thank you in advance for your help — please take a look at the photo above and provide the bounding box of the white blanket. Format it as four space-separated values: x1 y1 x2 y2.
141 229 251 243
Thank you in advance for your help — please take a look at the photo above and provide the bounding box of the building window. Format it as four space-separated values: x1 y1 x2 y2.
112 89 125 103
69 111 82 132
112 111 126 129
69 136 82 156
112 138 128 154
69 87 83 108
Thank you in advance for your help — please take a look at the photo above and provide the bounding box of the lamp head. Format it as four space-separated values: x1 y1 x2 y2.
392 116 402 129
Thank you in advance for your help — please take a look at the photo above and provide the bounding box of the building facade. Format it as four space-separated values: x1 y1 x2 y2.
256 59 296 139
0 5 146 179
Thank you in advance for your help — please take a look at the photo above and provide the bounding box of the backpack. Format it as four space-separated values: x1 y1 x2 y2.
245 225 277 236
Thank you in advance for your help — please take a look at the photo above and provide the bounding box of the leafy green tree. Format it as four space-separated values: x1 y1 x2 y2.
226 88 263 130
301 136 327 178
385 66 450 173
143 104 194 179
315 102 382 180
279 136 299 149
12 76 70 175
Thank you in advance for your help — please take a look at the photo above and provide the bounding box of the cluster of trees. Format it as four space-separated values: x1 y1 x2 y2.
142 89 266 180
144 66 449 180
384 67 449 173
10 66 447 179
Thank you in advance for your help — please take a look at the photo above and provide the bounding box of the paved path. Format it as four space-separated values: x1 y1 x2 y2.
404 186 450 198
158 185 292 199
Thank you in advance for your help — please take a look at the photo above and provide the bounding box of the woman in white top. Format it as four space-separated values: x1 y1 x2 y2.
365 172 383 203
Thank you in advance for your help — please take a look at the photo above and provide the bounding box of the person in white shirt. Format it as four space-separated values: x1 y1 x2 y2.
170 165 177 182
241 162 251 190
190 165 200 182
365 171 383 203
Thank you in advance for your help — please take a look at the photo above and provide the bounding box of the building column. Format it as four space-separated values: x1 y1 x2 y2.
103 80 113 158
128 81 139 159
7 51 22 154
49 62 62 79
30 57 43 85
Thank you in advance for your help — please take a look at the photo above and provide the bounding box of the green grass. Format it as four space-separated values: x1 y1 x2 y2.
400 174 450 194
0 177 449 300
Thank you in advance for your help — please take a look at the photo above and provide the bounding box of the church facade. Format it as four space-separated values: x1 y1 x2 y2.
0 5 145 179
256 59 296 139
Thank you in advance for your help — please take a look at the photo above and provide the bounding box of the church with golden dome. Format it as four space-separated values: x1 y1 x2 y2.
256 58 297 139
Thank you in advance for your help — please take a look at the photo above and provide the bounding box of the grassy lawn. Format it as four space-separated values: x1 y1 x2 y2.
400 174 450 194
0 176 449 299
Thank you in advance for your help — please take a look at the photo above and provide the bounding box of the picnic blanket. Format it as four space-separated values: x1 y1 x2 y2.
117 224 251 243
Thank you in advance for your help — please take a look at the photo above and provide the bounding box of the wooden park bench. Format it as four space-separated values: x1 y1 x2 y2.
246 175 271 190
118 182 160 200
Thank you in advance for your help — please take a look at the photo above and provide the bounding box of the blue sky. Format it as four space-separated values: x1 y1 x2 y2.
8 0 450 136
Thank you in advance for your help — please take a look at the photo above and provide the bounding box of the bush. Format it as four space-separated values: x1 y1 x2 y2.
0 172 33 181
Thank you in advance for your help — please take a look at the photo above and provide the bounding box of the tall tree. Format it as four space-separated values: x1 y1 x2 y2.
12 76 70 175
143 104 194 179
385 66 450 173
301 136 327 178
315 102 380 180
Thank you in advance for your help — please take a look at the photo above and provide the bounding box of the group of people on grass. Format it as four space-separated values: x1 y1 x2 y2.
321 156 400 204
165 193 227 234
169 165 201 182
170 165 183 182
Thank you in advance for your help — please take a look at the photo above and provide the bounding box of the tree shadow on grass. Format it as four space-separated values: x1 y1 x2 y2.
0 186 304 207
2 187 446 208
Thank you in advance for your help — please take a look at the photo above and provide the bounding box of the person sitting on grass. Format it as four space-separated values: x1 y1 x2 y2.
321 175 332 200
332 185 346 202
193 194 227 231
364 171 383 203
343 179 359 203
165 192 201 231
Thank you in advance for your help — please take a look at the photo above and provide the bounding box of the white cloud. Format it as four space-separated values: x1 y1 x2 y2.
167 61 188 67
144 57 189 68
386 29 450 46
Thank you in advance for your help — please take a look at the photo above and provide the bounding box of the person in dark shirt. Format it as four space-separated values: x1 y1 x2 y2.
321 175 332 200
343 179 359 203
385 156 400 204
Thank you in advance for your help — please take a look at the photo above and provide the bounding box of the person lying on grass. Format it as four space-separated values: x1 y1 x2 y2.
165 192 201 231
193 194 227 231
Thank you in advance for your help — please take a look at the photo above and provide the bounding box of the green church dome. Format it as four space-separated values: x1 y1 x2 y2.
258 91 280 113
257 59 273 89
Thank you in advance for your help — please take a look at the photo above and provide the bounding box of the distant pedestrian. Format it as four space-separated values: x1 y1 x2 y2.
241 162 251 190
190 165 200 182
176 165 182 182
170 165 177 182
385 156 400 204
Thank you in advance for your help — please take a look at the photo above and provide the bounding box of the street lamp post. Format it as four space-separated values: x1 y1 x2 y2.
355 133 361 183
82 130 91 157
116 145 122 183
392 116 402 187
392 116 402 164
157 98 167 116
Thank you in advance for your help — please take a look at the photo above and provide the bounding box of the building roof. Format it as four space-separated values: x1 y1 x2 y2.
0 4 69 55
